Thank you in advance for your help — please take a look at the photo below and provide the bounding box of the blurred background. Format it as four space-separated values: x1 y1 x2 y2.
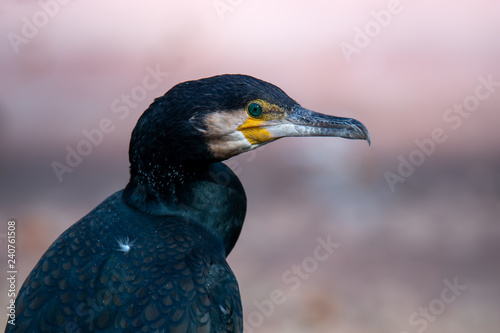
1 0 500 332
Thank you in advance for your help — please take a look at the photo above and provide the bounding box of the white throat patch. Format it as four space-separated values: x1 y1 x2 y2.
195 110 255 159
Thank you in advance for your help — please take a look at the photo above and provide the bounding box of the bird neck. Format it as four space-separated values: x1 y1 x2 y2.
123 162 247 256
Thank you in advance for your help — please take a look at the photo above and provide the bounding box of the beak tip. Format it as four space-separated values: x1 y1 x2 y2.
352 120 370 146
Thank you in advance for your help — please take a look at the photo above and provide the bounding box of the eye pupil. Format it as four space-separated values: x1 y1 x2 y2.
248 103 262 117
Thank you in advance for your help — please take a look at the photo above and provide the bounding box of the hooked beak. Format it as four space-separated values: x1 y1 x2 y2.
265 105 371 145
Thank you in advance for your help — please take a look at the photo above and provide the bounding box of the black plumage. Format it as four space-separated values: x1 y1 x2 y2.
8 74 369 332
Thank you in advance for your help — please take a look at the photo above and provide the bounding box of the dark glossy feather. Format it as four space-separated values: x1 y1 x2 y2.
10 191 242 332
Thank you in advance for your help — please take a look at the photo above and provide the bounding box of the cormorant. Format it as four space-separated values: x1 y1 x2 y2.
7 74 370 332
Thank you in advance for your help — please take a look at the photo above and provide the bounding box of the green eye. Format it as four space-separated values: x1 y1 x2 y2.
247 103 263 117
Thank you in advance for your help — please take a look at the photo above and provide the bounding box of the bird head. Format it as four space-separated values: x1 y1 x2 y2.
129 74 370 176
125 74 370 251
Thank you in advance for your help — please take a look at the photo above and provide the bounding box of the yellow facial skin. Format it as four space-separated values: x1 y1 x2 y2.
237 99 287 145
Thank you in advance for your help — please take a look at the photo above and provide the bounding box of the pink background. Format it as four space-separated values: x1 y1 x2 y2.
1 1 500 332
